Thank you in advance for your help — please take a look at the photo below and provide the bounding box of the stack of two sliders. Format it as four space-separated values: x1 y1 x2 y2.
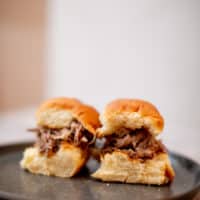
21 97 175 185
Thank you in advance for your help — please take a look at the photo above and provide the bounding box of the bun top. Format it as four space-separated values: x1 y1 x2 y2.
36 97 100 135
98 99 164 137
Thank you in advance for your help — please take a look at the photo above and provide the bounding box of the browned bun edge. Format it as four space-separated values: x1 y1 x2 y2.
98 98 164 137
36 97 101 135
36 97 82 113
73 103 101 135
106 99 163 121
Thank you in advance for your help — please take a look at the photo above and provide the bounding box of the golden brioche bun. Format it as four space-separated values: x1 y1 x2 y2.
98 99 164 137
20 143 88 178
36 97 100 135
92 151 175 185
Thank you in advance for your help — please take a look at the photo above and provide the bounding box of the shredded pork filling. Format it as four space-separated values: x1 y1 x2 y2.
28 120 94 156
103 129 166 159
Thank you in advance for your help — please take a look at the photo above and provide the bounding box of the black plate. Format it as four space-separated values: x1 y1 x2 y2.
0 143 199 200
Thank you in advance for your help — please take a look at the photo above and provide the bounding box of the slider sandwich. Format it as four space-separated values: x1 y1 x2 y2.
92 99 175 185
20 97 100 177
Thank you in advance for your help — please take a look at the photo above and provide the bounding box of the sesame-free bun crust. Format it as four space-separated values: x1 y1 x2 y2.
98 99 164 137
92 151 175 185
36 97 100 135
20 143 88 178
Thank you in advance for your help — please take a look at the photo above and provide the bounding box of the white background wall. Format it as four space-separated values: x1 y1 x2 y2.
47 0 200 134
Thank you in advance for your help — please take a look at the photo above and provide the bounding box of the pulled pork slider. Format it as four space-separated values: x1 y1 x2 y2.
92 99 175 185
20 97 100 178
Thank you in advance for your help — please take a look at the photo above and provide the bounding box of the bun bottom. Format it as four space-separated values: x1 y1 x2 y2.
92 151 175 185
20 143 88 177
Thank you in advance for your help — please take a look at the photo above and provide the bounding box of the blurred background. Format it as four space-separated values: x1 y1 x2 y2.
1 0 200 161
